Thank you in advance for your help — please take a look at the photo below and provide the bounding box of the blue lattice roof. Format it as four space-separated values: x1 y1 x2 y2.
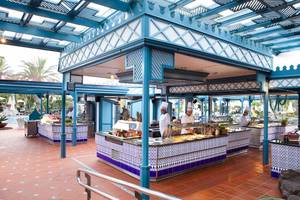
0 0 300 54
0 0 129 51
165 0 300 54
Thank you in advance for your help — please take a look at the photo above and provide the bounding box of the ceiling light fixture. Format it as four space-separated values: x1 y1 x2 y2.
0 37 6 43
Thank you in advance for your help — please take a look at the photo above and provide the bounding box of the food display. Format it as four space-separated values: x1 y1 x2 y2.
40 114 60 124
40 114 74 126
210 115 233 124
111 120 142 139
166 122 228 137
38 114 88 144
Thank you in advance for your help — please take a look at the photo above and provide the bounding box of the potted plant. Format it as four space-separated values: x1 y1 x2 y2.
281 118 288 127
0 114 8 128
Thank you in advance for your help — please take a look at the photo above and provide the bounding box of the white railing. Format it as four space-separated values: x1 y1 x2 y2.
76 168 182 200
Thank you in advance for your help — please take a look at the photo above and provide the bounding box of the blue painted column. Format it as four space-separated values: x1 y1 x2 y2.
61 74 66 158
96 96 101 132
213 98 217 116
219 97 223 114
208 96 212 121
225 99 230 115
141 46 150 195
248 96 252 117
99 98 103 131
263 90 269 165
298 93 300 130
40 95 43 114
152 99 157 121
200 99 204 120
166 95 171 116
241 97 244 113
46 94 49 114
177 98 180 119
72 91 77 146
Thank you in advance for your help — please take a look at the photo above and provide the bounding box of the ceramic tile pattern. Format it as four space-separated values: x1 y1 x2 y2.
0 125 281 200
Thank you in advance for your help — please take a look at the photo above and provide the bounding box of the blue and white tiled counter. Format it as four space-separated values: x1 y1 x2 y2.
270 140 300 178
38 123 88 143
96 133 228 181
248 125 286 148
227 128 251 156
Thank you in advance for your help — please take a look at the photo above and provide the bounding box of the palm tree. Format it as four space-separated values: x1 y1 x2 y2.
18 57 59 82
0 56 10 79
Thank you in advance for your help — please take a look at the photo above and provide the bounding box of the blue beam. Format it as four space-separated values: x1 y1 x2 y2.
169 0 194 10
266 37 300 47
246 27 282 38
255 31 300 43
0 21 81 42
68 0 90 17
86 0 130 12
0 1 101 27
2 38 63 52
232 21 274 34
218 0 300 26
194 1 243 19
235 12 300 34
217 12 256 26
273 43 300 52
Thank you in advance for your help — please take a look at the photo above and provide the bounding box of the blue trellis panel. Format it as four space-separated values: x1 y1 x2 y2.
148 17 273 71
59 18 142 72
125 48 174 82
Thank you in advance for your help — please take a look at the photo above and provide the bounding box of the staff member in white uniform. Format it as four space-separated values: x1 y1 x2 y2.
159 102 170 138
239 109 250 127
67 107 74 119
181 102 195 134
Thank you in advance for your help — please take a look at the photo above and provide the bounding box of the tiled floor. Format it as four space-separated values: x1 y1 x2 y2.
0 125 281 200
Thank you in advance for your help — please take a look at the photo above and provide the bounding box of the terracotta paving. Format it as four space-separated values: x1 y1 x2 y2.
0 125 282 200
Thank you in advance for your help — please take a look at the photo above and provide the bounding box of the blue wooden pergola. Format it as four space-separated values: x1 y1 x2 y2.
1 0 300 195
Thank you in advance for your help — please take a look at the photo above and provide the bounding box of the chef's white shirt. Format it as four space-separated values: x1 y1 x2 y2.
159 113 170 138
67 110 73 118
239 115 250 127
181 114 195 134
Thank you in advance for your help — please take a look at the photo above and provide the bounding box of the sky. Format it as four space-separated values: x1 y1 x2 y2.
0 44 299 76
273 50 300 69
0 44 60 72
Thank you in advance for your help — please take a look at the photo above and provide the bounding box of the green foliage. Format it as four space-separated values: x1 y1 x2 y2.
0 57 10 79
0 113 7 123
17 57 59 82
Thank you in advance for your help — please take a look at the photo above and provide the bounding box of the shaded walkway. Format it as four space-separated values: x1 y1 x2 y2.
0 126 280 200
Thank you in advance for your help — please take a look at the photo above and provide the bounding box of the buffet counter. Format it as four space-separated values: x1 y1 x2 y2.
270 139 300 178
247 123 296 148
38 122 88 143
227 127 251 155
96 127 250 181
96 132 228 181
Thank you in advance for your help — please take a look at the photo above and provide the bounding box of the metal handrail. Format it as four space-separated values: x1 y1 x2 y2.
76 168 182 200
